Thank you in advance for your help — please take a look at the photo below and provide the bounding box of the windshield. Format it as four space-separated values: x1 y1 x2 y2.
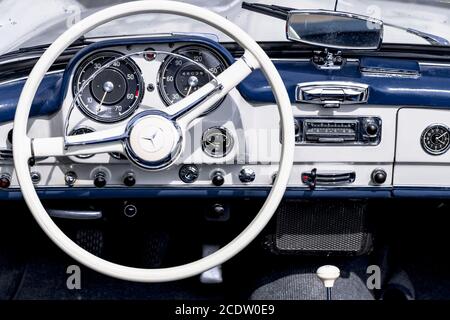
0 0 449 54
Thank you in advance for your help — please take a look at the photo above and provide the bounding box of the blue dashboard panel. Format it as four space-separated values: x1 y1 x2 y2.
0 72 63 123
1 37 450 123
238 57 450 107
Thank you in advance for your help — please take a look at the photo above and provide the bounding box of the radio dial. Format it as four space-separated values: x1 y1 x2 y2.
371 169 387 185
364 120 379 136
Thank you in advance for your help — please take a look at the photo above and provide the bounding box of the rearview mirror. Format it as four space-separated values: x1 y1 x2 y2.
286 10 383 50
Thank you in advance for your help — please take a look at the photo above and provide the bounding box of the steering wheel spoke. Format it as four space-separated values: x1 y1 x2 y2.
32 125 127 158
167 52 258 127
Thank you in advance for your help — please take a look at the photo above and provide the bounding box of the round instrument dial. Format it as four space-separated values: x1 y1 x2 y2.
158 45 227 111
421 124 450 155
73 51 143 123
202 127 234 158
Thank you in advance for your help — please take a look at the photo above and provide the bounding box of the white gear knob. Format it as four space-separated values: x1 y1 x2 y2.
316 265 340 288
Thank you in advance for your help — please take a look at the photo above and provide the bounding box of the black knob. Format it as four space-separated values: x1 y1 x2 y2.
211 204 225 218
371 169 387 185
94 172 107 188
0 174 11 189
123 173 136 187
365 122 379 136
212 171 225 186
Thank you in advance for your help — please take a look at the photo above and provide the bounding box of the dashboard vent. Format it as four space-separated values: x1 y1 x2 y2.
0 149 13 161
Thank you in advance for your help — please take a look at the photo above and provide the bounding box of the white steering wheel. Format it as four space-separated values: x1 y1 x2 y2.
13 0 294 282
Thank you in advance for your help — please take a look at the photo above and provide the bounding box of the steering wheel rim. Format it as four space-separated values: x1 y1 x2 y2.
13 0 295 283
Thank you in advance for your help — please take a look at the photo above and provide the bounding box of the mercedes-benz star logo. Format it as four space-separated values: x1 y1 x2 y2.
141 127 165 152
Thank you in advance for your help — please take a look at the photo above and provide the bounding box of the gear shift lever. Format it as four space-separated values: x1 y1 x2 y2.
316 265 340 300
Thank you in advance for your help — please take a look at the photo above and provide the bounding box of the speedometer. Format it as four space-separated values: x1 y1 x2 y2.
73 51 143 123
158 45 228 111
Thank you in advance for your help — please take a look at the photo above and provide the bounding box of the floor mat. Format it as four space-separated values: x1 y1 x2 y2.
250 257 374 300
13 255 224 300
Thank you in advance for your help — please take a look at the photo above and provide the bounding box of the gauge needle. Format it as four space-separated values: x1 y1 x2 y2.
186 85 193 96
97 91 108 113
437 132 448 143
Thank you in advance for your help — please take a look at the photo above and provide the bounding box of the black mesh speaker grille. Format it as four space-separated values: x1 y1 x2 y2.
275 200 372 255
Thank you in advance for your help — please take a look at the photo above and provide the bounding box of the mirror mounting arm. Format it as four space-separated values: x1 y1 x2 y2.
312 49 345 70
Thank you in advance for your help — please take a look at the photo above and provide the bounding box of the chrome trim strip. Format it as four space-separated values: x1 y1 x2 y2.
419 62 450 67
48 209 102 220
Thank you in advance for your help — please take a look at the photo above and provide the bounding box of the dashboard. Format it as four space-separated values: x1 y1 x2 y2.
1 35 450 199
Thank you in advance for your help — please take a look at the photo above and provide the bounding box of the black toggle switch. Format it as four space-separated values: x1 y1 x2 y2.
302 168 317 190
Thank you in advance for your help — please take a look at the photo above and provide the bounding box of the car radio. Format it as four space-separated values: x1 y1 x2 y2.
294 117 382 145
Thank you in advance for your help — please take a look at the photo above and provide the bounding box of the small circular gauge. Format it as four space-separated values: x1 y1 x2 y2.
70 127 95 159
73 51 143 123
202 127 234 158
421 124 450 155
158 45 228 112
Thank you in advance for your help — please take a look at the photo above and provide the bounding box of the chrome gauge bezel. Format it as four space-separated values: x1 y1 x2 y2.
420 124 450 155
157 45 228 115
72 50 144 123
201 126 234 158
69 127 95 159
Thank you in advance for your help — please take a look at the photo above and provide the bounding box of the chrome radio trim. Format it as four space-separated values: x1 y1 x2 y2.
293 116 382 146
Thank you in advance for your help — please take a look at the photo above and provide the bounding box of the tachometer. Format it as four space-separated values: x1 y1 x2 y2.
73 51 143 123
158 45 228 111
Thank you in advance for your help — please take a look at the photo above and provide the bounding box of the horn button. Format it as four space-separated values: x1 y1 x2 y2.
125 115 182 170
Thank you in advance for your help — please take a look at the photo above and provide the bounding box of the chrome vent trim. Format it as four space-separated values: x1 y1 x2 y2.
0 149 13 161
360 67 420 78
295 81 369 108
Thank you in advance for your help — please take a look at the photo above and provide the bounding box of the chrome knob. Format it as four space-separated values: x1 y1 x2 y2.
239 168 256 183
179 165 199 184
65 171 77 187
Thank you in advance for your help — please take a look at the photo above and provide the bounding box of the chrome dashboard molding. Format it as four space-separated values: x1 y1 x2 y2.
360 67 420 79
47 208 102 220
